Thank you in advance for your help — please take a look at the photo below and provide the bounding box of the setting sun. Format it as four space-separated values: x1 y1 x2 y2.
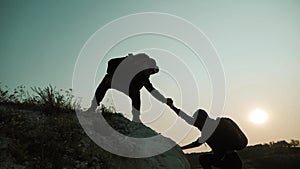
249 109 268 125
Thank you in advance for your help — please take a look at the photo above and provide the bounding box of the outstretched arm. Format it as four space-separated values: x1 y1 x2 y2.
144 79 168 103
150 89 167 103
181 140 202 150
168 103 181 114
168 103 196 126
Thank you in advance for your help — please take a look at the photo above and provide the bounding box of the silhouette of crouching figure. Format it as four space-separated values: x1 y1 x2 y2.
169 104 246 169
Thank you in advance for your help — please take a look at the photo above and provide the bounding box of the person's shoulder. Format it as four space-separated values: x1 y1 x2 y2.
220 117 233 121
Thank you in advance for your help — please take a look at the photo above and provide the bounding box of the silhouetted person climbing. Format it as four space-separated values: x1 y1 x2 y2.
168 103 247 169
89 53 173 122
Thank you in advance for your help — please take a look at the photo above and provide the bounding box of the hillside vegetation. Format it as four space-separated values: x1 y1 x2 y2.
185 141 300 169
0 84 190 169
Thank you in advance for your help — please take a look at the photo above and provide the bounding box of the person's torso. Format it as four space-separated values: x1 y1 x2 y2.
107 72 150 94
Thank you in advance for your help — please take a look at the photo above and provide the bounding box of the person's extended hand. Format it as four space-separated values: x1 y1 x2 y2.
181 140 202 150
166 98 173 107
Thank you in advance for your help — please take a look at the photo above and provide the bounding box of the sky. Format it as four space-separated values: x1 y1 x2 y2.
1 0 300 153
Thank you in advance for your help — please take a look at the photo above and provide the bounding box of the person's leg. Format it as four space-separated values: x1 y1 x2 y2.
89 75 111 111
199 154 218 169
220 152 242 169
129 90 141 122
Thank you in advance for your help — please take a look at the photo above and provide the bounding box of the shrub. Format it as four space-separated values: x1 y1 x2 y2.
31 85 74 112
0 84 10 103
0 84 76 113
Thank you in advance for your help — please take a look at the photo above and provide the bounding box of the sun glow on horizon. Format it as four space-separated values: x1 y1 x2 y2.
249 109 268 125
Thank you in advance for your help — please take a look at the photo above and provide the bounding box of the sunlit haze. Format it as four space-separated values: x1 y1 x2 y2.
249 109 268 125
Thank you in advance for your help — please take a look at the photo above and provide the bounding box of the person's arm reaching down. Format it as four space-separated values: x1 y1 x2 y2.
168 102 196 125
151 89 167 103
144 79 167 103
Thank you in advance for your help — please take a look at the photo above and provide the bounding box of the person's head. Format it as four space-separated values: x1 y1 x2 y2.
130 53 159 75
194 109 209 130
142 58 159 75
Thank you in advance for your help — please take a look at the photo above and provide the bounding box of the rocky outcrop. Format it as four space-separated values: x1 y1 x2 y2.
77 110 191 169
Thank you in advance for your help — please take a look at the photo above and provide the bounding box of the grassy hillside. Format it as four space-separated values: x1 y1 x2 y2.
1 105 192 169
0 105 111 168
0 85 190 169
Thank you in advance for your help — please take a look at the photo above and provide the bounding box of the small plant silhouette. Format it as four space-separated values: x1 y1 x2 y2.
0 83 76 113
31 85 74 111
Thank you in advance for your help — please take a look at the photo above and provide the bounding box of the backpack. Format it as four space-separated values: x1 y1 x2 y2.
106 53 158 75
217 118 248 150
106 56 127 75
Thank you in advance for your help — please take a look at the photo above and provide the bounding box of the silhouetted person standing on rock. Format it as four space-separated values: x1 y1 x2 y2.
168 103 247 169
88 53 173 122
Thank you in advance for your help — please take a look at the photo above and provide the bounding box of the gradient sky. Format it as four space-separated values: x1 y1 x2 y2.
1 0 299 152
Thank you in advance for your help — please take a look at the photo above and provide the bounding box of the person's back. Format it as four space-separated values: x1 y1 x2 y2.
204 117 248 154
106 53 156 77
106 56 127 75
